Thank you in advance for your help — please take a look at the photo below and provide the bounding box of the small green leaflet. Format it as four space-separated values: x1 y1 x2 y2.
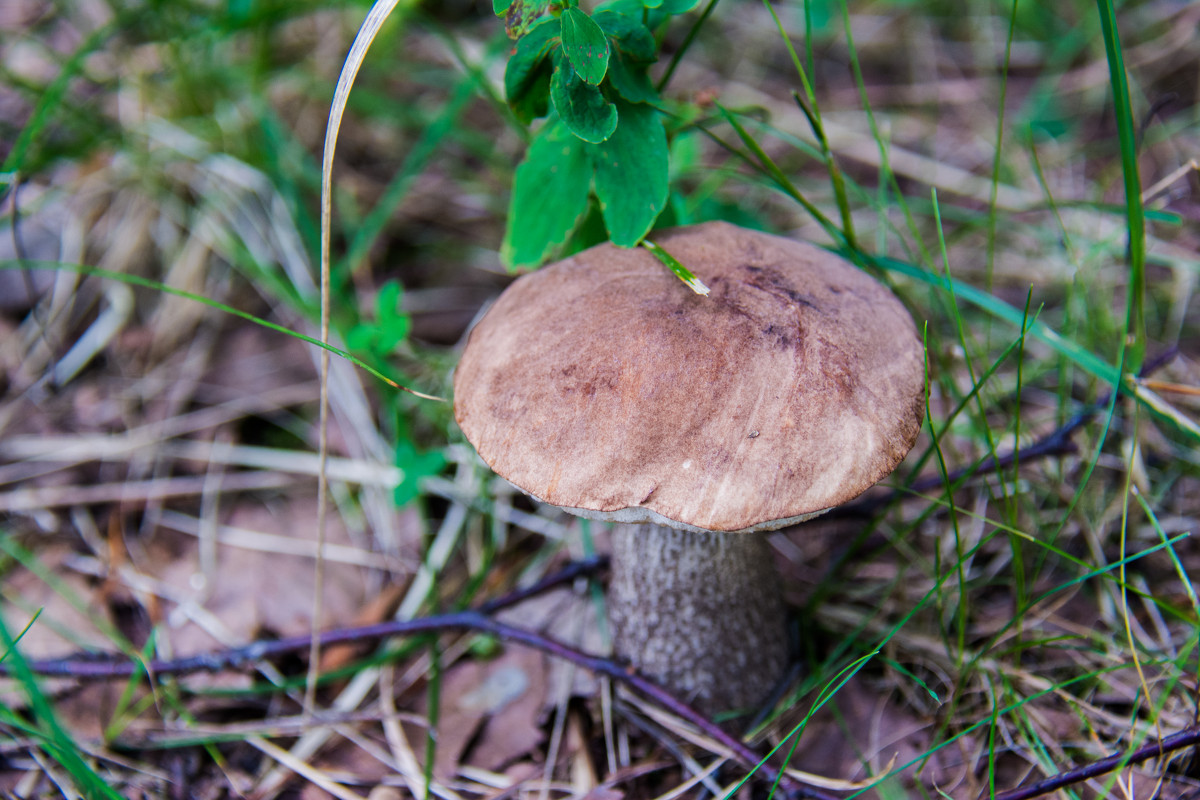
604 51 656 103
394 438 446 507
500 0 553 39
560 8 610 85
592 9 657 105
595 0 700 19
345 280 411 357
551 57 617 143
590 100 668 246
592 10 656 62
504 16 559 122
642 239 710 295
503 119 592 269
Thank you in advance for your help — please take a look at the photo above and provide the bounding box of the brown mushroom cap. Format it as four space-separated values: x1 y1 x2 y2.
454 221 926 533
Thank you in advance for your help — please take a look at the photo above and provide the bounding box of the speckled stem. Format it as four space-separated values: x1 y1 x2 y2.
608 524 788 718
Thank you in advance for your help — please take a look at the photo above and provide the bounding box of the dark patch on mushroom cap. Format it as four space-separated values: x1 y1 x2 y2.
453 221 926 532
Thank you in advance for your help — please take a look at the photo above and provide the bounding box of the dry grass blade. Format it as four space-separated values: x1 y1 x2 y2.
307 0 419 722
247 736 368 800
0 472 299 513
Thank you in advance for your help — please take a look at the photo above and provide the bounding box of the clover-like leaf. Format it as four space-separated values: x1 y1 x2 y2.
589 100 667 246
597 0 700 25
501 0 554 38
551 58 618 143
605 51 657 103
394 438 446 507
503 119 593 268
560 7 610 85
592 10 656 62
372 280 411 352
504 16 560 122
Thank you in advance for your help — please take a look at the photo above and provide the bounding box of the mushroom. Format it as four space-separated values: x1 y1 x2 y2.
454 221 926 716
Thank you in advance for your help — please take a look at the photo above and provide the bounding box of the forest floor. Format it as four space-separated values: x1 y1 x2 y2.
2 1 1200 798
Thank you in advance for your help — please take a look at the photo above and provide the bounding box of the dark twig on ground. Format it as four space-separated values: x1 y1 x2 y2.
5 555 838 800
989 723 1200 800
11 555 610 680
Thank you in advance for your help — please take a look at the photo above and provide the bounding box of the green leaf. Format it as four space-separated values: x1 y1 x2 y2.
503 119 593 268
595 0 644 13
493 0 514 13
344 280 410 359
374 280 411 351
551 58 618 143
643 0 663 7
605 51 657 103
592 10 656 61
502 0 554 38
589 100 667 246
560 7 610 85
394 440 446 507
598 0 698 16
504 16 560 122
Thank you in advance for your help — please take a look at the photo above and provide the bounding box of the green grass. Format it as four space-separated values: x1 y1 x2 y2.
2 0 1199 797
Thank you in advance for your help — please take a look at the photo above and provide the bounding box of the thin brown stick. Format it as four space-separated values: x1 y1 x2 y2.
989 723 1200 800
5 556 834 800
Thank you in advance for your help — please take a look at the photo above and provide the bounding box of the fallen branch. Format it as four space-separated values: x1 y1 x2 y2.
989 723 1200 800
3 556 837 800
10 556 609 680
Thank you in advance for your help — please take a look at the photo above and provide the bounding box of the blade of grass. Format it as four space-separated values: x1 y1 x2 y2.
1095 0 1147 375
1118 404 1163 747
760 1 856 249
1 17 120 176
642 239 710 295
0 259 442 400
313 0 422 718
833 0 932 268
922 196 1007 683
656 0 720 92
0 613 125 800
848 534 1190 800
868 252 1200 443
423 638 442 800
1008 289 1036 646
983 0 1021 292
343 77 475 277
714 103 842 246
1133 491 1199 618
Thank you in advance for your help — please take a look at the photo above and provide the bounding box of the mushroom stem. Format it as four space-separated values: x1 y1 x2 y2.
608 524 788 718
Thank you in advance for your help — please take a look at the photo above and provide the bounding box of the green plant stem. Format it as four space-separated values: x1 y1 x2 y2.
760 1 857 249
983 0 1021 292
1095 0 1146 374
0 259 443 400
0 615 125 799
656 0 720 92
